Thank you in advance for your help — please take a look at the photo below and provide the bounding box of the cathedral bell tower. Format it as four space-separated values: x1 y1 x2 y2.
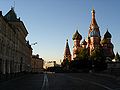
88 9 101 54
64 39 71 62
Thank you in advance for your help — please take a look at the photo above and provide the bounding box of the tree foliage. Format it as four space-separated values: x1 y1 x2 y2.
90 46 106 62
78 48 89 60
69 47 90 72
90 46 107 71
62 46 108 72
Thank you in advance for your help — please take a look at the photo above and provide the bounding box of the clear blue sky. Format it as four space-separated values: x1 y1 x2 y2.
0 0 120 63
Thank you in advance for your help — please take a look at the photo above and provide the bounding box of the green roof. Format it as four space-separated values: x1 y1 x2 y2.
72 30 82 40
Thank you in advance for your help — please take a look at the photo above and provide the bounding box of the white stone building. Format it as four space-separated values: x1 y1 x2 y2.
0 8 32 75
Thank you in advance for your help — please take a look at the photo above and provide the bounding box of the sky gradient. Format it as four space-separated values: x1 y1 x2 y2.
0 0 120 63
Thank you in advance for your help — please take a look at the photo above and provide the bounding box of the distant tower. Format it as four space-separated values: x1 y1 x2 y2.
64 39 71 62
73 30 82 59
101 29 115 59
88 9 101 54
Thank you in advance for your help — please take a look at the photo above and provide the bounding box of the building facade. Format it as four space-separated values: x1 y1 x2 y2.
45 61 57 69
0 8 32 75
31 54 44 73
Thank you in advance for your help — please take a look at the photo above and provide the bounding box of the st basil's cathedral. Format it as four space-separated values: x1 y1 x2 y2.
63 9 115 62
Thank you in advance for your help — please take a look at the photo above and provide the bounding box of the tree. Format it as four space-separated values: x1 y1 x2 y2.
90 46 107 71
69 47 90 72
78 48 89 60
61 58 70 71
90 47 106 61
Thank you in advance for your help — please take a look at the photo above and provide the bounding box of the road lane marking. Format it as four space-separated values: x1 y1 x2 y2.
41 73 49 90
67 76 114 90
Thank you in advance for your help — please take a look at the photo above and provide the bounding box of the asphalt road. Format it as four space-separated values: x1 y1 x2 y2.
0 74 44 90
0 73 120 90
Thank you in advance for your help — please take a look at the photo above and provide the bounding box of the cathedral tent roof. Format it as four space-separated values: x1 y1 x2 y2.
88 9 100 37
90 9 99 29
64 39 71 55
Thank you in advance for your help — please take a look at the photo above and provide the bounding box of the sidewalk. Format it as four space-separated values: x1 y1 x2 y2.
0 73 30 83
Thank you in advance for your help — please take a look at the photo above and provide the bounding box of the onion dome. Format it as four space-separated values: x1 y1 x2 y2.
72 30 82 40
104 30 112 38
101 38 108 44
82 39 87 45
